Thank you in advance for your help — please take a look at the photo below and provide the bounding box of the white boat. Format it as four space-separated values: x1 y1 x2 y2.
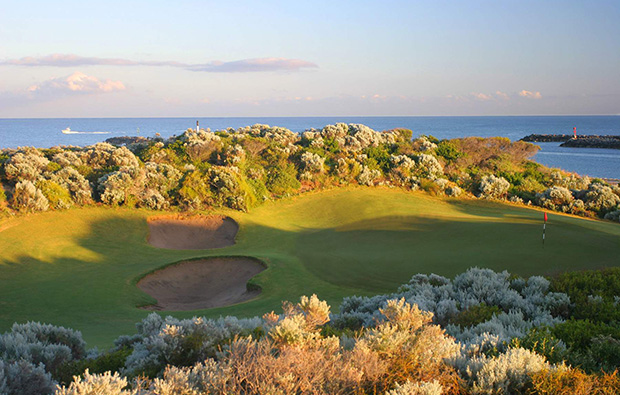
62 128 109 135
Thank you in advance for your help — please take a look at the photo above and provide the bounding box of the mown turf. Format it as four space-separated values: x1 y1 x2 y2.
0 187 619 348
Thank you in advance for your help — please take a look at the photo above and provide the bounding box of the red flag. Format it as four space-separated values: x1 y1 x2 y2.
544 212 548 222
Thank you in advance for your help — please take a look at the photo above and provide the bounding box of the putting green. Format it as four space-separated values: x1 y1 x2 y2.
1 187 619 347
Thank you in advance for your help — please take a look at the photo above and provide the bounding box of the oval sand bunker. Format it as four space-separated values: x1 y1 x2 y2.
138 257 265 311
147 215 238 250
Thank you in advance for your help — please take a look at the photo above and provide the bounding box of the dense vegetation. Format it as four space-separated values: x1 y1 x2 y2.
2 267 620 394
1 124 619 394
1 123 619 221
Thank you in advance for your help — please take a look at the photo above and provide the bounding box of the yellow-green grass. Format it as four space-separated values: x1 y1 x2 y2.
1 187 619 348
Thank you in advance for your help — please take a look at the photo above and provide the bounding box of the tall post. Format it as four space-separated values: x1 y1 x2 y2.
196 120 200 132
573 127 577 139
543 212 547 247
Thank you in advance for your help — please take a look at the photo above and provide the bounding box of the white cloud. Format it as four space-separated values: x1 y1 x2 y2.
495 91 510 100
472 92 493 101
28 72 126 96
519 90 542 99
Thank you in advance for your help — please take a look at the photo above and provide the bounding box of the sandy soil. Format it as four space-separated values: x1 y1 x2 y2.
147 215 238 250
138 257 265 311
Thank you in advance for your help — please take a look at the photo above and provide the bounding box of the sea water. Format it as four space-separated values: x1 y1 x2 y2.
1 116 619 179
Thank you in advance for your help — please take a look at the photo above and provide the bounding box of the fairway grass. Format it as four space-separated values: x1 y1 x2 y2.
1 187 619 348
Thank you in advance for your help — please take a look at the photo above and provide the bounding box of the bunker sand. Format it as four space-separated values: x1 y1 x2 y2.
138 257 265 311
147 215 238 250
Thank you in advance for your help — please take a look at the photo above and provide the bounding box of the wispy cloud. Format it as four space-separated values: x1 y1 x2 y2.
28 72 126 96
187 58 317 72
519 90 542 99
1 54 318 73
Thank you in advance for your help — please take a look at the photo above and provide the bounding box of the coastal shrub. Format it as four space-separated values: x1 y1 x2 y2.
97 166 144 206
55 369 133 395
604 210 620 222
55 347 132 387
435 140 464 162
412 136 438 152
360 299 461 391
299 151 326 174
81 143 139 169
550 170 590 190
51 151 83 168
449 303 503 328
220 144 246 166
453 347 550 394
478 175 510 199
146 359 228 395
357 165 382 186
10 180 49 211
535 186 574 212
209 166 256 210
50 167 93 205
121 314 263 377
0 359 56 395
550 267 620 321
265 161 300 196
177 171 212 209
530 367 620 395
510 327 567 364
334 268 568 351
4 147 50 182
36 180 72 209
414 154 444 178
385 380 444 395
143 162 181 197
581 183 620 215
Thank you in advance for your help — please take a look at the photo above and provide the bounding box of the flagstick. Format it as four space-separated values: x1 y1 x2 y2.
542 212 547 248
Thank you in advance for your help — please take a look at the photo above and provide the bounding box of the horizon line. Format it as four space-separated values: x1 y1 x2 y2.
1 114 619 120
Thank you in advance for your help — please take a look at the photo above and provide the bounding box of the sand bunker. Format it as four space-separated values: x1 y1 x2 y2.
147 215 238 250
138 257 265 311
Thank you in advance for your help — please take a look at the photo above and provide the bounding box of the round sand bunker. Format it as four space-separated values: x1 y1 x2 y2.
138 257 265 311
147 215 238 250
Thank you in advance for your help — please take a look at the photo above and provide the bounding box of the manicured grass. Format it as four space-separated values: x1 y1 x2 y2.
1 187 619 347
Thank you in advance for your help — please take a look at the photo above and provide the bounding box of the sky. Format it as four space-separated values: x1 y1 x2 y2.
1 0 619 117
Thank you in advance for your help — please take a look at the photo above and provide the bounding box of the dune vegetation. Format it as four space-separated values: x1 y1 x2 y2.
1 123 619 394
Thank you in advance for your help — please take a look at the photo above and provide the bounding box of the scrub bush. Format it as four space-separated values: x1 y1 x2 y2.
11 180 49 211
479 175 510 199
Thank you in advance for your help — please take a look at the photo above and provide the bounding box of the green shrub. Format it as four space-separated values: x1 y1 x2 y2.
364 145 392 173
37 179 72 209
552 320 620 351
449 303 502 328
55 347 132 386
551 268 620 321
177 171 212 209
435 140 464 162
510 327 567 364
266 162 300 196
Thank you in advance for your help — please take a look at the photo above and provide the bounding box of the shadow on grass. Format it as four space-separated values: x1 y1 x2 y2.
0 206 618 348
294 214 620 293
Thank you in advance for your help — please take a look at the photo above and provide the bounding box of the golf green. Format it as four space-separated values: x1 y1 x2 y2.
1 187 619 348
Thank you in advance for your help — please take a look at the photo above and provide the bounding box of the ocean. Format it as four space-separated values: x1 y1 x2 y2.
1 116 619 179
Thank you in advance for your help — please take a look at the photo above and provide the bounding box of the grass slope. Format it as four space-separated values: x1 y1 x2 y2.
1 187 619 347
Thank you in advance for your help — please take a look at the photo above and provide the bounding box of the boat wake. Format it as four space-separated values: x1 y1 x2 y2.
62 128 110 135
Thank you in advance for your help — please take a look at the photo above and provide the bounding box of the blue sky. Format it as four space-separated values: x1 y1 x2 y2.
1 0 619 117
